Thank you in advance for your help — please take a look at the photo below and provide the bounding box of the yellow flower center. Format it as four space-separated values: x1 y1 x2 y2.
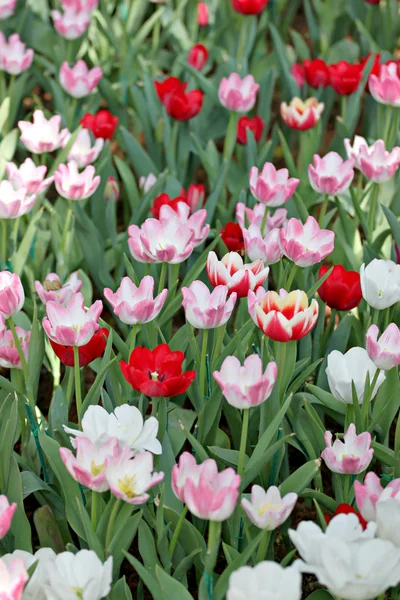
150 371 159 381
91 461 105 477
258 502 280 516
118 474 137 498
71 587 84 599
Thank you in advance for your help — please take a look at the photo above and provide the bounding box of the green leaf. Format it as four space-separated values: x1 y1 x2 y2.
123 551 164 600
0 397 18 491
33 505 64 553
307 266 333 299
109 577 133 600
268 22 299 98
0 97 10 133
306 385 346 416
8 456 32 551
382 204 400 248
13 210 42 276
155 565 194 599
280 459 321 496
305 592 334 600
81 331 115 414
120 126 158 176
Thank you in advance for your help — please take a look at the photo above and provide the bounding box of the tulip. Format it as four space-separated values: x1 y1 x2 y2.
241 485 297 530
227 561 302 600
280 97 324 131
197 2 209 25
60 436 118 492
0 327 30 369
104 176 119 202
369 62 400 107
213 354 277 409
160 202 209 247
6 159 54 196
329 61 363 95
172 452 201 502
231 0 269 14
279 216 335 267
243 226 283 264
0 182 36 219
303 58 330 88
80 109 118 140
0 557 28 600
182 281 237 329
0 33 33 75
52 7 91 40
207 251 269 298
42 292 103 346
181 183 206 211
236 203 287 234
49 328 108 367
155 77 203 121
64 404 162 454
355 472 400 522
324 503 367 530
0 272 24 319
139 173 157 194
61 0 98 9
291 63 305 87
345 137 400 182
18 110 69 154
63 129 104 168
121 344 196 398
0 0 16 19
188 44 208 70
360 259 400 309
321 423 373 475
59 60 102 98
236 115 264 144
150 193 188 219
376 489 400 548
35 272 82 306
104 276 167 325
317 264 362 311
250 162 299 206
105 446 164 504
0 496 16 539
54 161 100 201
218 73 259 113
220 222 244 253
46 550 112 600
366 323 400 370
325 347 386 404
2 548 56 600
308 152 355 195
249 288 319 342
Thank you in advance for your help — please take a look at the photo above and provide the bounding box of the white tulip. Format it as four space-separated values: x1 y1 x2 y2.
376 487 400 547
2 548 56 600
227 561 302 600
360 259 400 310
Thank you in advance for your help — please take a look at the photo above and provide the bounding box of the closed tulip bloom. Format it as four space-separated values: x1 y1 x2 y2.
220 222 244 253
0 272 24 319
104 276 167 326
308 152 355 195
49 328 108 367
322 424 373 475
250 163 299 206
0 327 30 369
60 436 118 492
63 129 104 168
52 7 91 40
250 288 319 342
155 77 203 121
236 203 287 234
369 62 400 107
104 177 119 202
318 265 362 311
197 2 209 25
18 110 69 154
329 61 363 95
0 181 36 219
54 161 100 201
0 33 33 75
207 251 269 298
366 323 400 370
0 557 28 600
6 159 54 196
172 452 201 502
59 60 102 98
182 281 237 329
355 472 400 522
0 496 16 539
213 354 277 409
42 292 103 346
35 272 82 306
303 58 330 88
326 347 386 404
218 73 260 113
279 216 335 267
227 562 301 600
80 109 118 140
243 226 283 264
237 115 264 145
128 214 194 264
280 97 324 131
241 485 297 530
188 44 208 70
231 0 269 14
351 139 400 183
0 0 17 19
360 259 400 309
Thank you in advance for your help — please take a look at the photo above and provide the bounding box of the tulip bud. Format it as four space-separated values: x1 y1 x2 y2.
197 2 209 26
104 176 119 202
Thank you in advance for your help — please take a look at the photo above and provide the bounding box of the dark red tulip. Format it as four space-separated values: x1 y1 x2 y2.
188 44 208 71
236 115 264 145
154 77 203 121
220 222 244 253
318 265 362 311
151 193 188 218
328 62 363 95
303 59 330 88
231 0 269 14
80 110 118 140
324 503 368 530
50 328 109 367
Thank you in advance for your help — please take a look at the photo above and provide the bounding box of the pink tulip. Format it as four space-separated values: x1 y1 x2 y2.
369 63 400 107
280 97 324 131
236 203 287 235
279 216 335 267
345 137 400 183
0 496 16 538
0 33 33 75
139 173 157 193
207 251 269 298
105 446 164 504
172 452 240 521
0 327 30 369
42 292 103 346
61 0 98 10
184 184 206 212
366 323 400 370
197 2 209 26
52 8 91 40
35 272 82 306
0 557 28 600
18 110 69 154
308 152 355 195
181 281 237 329
243 226 283 264
0 272 24 319
60 436 118 492
54 161 100 201
0 182 36 219
249 163 299 206
0 0 17 20
59 60 102 98
218 73 260 113
241 485 297 529
6 159 54 196
104 276 167 326
128 214 194 264
355 472 400 522
63 129 104 168
321 423 373 475
159 202 210 247
213 354 277 408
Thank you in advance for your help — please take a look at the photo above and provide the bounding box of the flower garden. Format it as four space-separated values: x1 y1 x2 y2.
1 0 400 598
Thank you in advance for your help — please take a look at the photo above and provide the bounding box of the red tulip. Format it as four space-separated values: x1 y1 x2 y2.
180 184 206 211
80 109 118 140
120 344 196 397
324 503 367 530
231 0 269 15
236 115 264 145
188 44 208 71
50 328 109 367
197 2 209 26
155 77 204 121
151 193 188 218
318 265 362 311
220 222 244 253
328 62 363 95
303 58 330 88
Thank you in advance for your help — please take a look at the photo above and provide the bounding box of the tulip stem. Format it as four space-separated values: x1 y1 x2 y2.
285 263 298 291
168 504 188 559
223 111 238 162
256 529 271 563
60 201 74 267
1 219 7 266
105 497 121 555
73 345 82 427
199 328 209 406
318 194 329 227
237 408 249 478
367 184 379 242
157 262 167 296
129 325 137 355
7 318 29 385
205 520 222 599
361 368 381 429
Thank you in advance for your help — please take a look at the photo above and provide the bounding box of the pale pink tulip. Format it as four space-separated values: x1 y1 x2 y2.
6 159 54 196
52 8 91 40
249 163 299 206
139 173 157 193
54 161 100 201
0 557 28 600
355 472 400 522
0 327 30 369
42 292 103 346
369 63 400 107
213 354 277 409
243 226 283 264
172 452 201 502
35 272 82 306
181 281 237 329
366 323 400 370
128 214 194 264
207 251 269 298
236 203 287 235
0 272 24 319
60 436 118 492
345 138 400 183
0 181 36 219
0 496 16 538
160 202 209 247
308 152 354 195
344 135 368 164
218 73 259 113
197 2 209 26
279 216 335 267
241 485 297 530
104 276 167 325
280 97 324 131
105 446 164 504
61 0 98 10
63 129 104 168
321 424 373 475
0 33 33 75
18 110 69 154
0 0 17 20
59 60 102 98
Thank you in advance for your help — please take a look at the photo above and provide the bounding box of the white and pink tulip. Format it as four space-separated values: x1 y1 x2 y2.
0 33 33 75
60 436 118 492
207 251 269 298
18 110 69 154
181 281 237 329
0 327 30 369
54 161 100 201
0 182 36 219
52 7 91 40
366 323 400 371
279 216 335 267
321 423 373 475
241 485 297 530
59 60 102 98
42 292 103 346
249 163 299 207
128 214 194 264
355 472 400 522
104 276 167 326
369 63 400 107
6 159 54 196
308 152 355 195
63 129 104 168
280 97 324 131
0 272 25 319
35 272 82 306
218 73 259 113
